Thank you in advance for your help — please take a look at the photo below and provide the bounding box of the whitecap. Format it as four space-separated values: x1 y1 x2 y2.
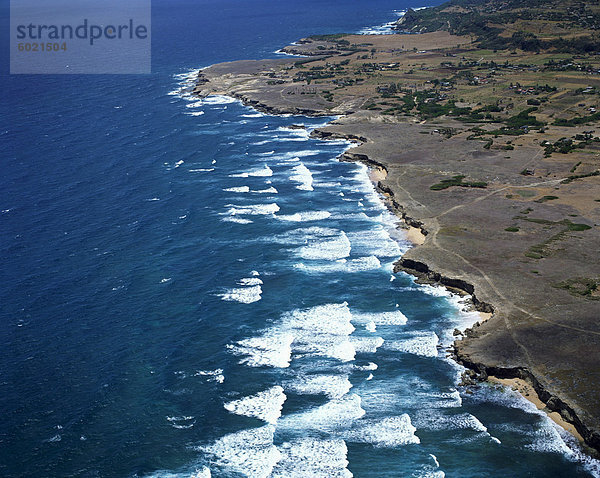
275 210 331 222
283 303 356 362
222 217 253 224
297 231 351 261
193 369 225 383
349 336 385 354
199 425 280 478
225 203 280 216
279 394 365 432
229 303 356 367
238 277 263 286
289 163 314 191
223 186 250 193
352 310 408 326
385 331 439 357
228 332 294 368
224 386 286 424
346 414 420 447
252 187 278 194
270 438 352 478
414 411 488 433
285 374 353 399
219 285 262 303
230 165 273 178
166 415 196 429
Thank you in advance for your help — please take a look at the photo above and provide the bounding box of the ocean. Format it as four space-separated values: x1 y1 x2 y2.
1 1 599 477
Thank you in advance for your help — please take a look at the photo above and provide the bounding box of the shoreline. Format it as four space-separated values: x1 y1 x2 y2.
191 33 600 454
201 89 593 452
488 375 585 443
195 84 598 453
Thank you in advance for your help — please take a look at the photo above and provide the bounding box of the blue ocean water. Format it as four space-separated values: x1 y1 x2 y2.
1 1 599 477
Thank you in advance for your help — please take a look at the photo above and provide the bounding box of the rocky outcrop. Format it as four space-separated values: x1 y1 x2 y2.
394 258 494 313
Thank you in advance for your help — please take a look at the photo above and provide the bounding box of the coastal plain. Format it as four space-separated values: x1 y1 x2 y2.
194 23 600 453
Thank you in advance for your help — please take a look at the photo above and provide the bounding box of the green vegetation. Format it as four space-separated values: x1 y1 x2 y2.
321 90 334 102
396 1 600 53
535 195 559 203
566 222 592 231
505 226 520 232
518 217 594 259
554 277 600 299
554 111 600 127
542 133 599 156
308 33 351 41
505 107 545 129
561 170 600 184
430 174 488 191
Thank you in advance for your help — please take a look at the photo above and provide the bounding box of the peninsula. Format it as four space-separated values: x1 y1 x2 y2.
194 0 600 454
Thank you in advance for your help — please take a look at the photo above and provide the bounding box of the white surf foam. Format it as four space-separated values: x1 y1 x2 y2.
222 217 253 224
414 411 488 433
413 469 445 478
193 369 225 383
276 126 310 139
270 438 353 478
201 95 238 105
166 415 196 429
225 203 280 216
199 425 280 478
285 374 353 399
289 163 314 191
238 277 263 286
169 68 201 99
349 336 385 354
283 303 356 362
346 228 403 257
385 331 439 357
252 187 278 194
224 386 286 424
144 467 211 478
191 468 211 478
346 255 381 271
228 332 294 368
231 303 356 367
219 285 262 303
297 231 351 261
272 226 341 245
347 414 420 447
276 210 331 222
294 256 382 274
279 394 365 432
230 165 273 178
223 186 250 193
352 310 408 326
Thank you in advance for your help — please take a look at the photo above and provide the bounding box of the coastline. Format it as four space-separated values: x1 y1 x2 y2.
196 87 595 454
191 32 600 456
488 375 585 443
331 130 597 454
